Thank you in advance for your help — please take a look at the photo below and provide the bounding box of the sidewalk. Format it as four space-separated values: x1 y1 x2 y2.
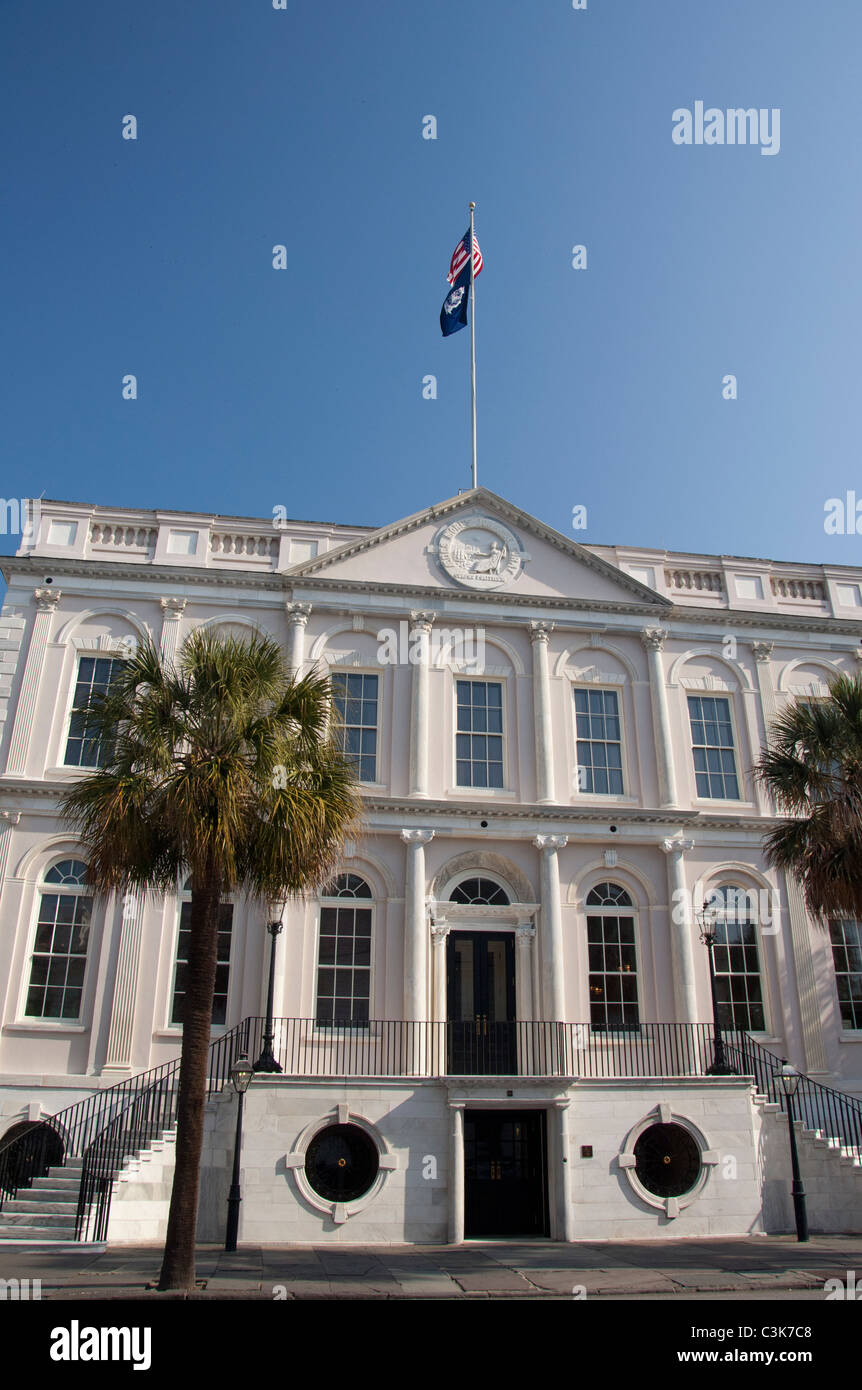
1 1234 860 1298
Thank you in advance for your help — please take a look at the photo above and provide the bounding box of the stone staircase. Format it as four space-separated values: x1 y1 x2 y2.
0 1125 180 1244
0 1158 84 1243
754 1091 862 1233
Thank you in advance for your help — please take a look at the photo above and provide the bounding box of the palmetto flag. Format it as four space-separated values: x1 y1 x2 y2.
440 227 483 337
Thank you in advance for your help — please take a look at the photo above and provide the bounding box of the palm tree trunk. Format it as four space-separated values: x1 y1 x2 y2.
158 873 222 1291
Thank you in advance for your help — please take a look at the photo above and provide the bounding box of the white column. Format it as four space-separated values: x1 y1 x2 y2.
103 890 146 1074
751 640 827 1071
6 588 61 775
660 837 699 1023
0 812 21 1031
515 924 536 1021
401 828 434 1022
641 628 678 807
555 1099 575 1242
431 921 450 1024
534 835 568 1021
408 612 434 797
530 622 555 803
159 596 187 662
285 602 311 672
448 1101 465 1243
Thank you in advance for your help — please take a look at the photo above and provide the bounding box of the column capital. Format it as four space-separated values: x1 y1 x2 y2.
285 601 312 625
854 647 862 666
661 836 695 856
431 922 451 943
34 587 61 611
160 596 187 617
409 610 436 633
401 828 435 846
516 923 536 943
640 627 667 652
534 833 568 852
529 621 554 643
0 810 21 825
751 640 773 663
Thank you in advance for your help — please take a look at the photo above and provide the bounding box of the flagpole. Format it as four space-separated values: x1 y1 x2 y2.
469 201 477 489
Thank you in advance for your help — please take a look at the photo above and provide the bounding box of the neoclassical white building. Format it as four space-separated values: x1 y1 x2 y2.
0 487 861 1245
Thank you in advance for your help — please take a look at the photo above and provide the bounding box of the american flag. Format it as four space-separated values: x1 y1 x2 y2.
447 231 483 286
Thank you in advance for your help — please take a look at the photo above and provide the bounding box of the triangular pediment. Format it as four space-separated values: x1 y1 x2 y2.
285 488 670 609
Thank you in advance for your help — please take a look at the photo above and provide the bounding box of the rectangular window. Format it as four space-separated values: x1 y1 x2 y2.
171 901 234 1026
687 695 740 799
456 679 504 788
330 671 378 783
587 913 639 1031
574 688 624 794
315 904 372 1025
25 892 92 1020
713 922 765 1032
830 919 862 1030
64 656 125 767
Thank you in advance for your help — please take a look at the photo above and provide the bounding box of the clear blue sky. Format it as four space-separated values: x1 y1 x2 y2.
3 0 861 567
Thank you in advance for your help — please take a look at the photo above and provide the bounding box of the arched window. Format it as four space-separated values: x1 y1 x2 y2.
316 876 372 1025
64 656 125 767
170 879 234 1027
449 877 510 906
709 885 765 1032
25 860 92 1020
585 882 638 1031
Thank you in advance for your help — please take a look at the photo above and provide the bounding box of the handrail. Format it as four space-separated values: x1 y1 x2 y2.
75 1017 254 1241
5 1019 862 1244
723 1032 862 1154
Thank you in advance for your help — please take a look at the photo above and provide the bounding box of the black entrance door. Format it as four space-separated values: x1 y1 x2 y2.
464 1110 549 1238
447 932 516 1075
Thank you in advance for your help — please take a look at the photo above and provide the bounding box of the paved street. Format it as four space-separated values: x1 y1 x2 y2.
0 1234 860 1299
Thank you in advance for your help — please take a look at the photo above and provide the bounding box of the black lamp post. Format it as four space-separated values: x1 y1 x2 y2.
253 919 284 1073
780 1059 810 1243
698 905 736 1076
224 1055 254 1253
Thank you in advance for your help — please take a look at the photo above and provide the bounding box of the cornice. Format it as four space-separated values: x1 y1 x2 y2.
0 556 284 593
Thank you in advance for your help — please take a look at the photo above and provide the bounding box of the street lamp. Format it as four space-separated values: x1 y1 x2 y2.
253 918 284 1073
224 1055 254 1253
697 904 736 1076
779 1059 810 1243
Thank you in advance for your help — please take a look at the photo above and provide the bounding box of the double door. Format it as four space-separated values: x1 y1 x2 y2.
464 1110 549 1238
446 931 516 1075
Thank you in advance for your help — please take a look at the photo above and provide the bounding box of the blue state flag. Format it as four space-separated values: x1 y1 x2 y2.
440 274 469 336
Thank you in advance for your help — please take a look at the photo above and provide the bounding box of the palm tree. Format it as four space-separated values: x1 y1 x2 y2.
755 671 862 922
58 628 362 1290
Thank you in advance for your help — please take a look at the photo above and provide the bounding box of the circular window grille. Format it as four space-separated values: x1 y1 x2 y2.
633 1123 702 1198
304 1123 380 1203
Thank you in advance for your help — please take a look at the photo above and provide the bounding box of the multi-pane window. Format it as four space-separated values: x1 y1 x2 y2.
586 882 639 1030
25 860 92 1021
64 656 125 767
687 695 740 799
574 688 624 794
456 680 504 788
830 919 862 1030
449 877 510 906
171 882 234 1026
710 885 765 1032
316 874 372 1025
330 672 378 783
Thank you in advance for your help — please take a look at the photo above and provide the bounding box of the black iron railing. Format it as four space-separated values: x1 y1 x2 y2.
0 1018 255 1235
4 1018 862 1245
724 1033 862 1155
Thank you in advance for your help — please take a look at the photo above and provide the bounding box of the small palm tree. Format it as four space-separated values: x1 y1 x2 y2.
58 629 362 1290
755 672 862 922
